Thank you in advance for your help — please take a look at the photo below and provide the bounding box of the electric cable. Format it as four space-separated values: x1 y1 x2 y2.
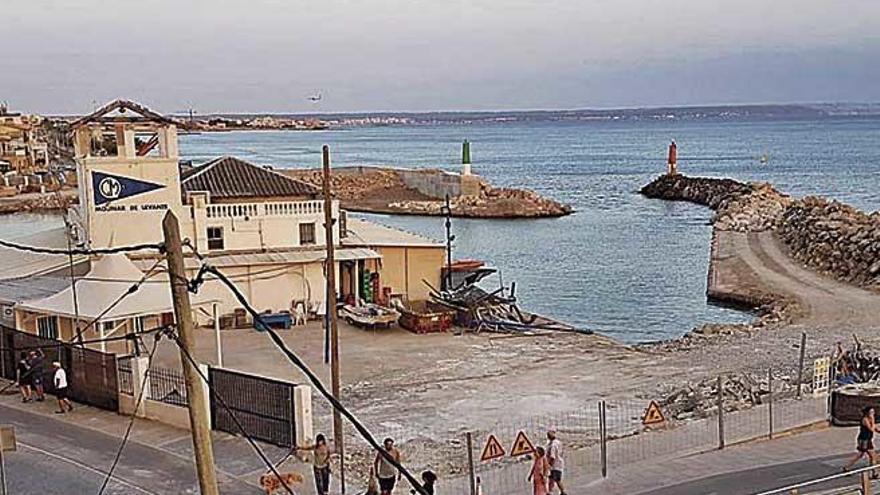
200 264 429 495
96 329 163 494
0 238 164 256
7 325 169 352
167 331 296 495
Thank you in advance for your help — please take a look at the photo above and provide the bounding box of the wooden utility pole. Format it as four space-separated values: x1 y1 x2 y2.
322 145 346 493
162 211 220 495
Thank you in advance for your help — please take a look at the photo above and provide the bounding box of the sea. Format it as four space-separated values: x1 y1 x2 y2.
5 116 880 343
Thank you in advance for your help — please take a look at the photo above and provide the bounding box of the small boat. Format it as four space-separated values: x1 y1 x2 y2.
339 303 399 329
448 259 485 271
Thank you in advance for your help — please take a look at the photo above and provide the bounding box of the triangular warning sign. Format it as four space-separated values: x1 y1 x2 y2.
642 400 666 426
509 431 535 457
480 434 505 462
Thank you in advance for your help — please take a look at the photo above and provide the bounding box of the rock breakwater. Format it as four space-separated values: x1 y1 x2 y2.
642 173 880 292
640 174 791 232
284 167 572 218
779 196 880 290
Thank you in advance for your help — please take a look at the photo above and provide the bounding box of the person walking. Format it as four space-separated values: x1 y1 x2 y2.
546 430 568 495
297 433 333 495
374 437 402 495
16 352 32 402
527 446 549 495
52 361 73 413
28 349 46 401
844 406 880 476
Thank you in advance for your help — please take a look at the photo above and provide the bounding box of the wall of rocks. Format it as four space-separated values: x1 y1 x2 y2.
779 196 880 289
640 174 791 232
642 173 880 292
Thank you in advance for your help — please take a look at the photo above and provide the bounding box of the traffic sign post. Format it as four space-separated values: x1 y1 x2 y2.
480 434 505 462
642 400 666 427
509 431 535 457
0 425 16 495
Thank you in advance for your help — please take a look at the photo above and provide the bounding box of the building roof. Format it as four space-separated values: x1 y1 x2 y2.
0 227 88 279
132 247 381 271
69 99 178 130
181 156 320 200
0 276 71 304
343 218 443 248
17 254 213 320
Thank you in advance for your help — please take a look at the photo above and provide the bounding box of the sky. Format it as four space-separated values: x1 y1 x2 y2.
3 0 880 114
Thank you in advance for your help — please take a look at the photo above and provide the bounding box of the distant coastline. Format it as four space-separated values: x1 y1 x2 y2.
163 102 880 130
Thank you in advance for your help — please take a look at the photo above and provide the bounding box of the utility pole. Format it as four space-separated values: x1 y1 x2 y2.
162 211 220 495
321 145 346 493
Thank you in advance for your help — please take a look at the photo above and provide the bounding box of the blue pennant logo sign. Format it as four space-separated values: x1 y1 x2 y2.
92 171 165 206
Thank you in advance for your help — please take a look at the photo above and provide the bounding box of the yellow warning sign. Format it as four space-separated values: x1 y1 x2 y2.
509 431 535 457
642 400 666 426
480 434 506 461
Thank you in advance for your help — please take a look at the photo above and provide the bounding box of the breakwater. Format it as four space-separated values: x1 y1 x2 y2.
641 173 880 293
283 166 572 218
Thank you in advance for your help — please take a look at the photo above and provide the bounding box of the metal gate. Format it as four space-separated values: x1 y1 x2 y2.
208 367 297 448
0 325 118 412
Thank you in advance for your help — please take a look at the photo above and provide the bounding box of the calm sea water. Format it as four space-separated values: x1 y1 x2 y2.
6 118 880 342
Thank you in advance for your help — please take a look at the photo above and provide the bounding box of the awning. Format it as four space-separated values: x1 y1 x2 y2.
17 253 213 320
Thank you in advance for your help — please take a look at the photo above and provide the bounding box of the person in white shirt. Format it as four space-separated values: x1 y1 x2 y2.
52 361 73 414
546 430 567 495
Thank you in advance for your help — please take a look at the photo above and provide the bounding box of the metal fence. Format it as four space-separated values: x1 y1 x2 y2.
117 357 134 396
333 366 830 495
0 324 119 412
147 366 188 407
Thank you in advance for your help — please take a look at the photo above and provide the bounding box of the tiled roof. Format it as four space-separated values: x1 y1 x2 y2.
181 156 320 200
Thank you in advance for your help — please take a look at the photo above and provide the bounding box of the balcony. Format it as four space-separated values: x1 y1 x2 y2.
205 200 324 219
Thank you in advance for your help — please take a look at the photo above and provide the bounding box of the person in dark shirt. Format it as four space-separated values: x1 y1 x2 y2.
16 352 32 402
27 349 46 401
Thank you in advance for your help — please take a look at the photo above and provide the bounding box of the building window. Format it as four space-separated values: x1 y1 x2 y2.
132 316 147 333
102 320 120 335
207 227 224 250
299 223 316 245
37 316 59 340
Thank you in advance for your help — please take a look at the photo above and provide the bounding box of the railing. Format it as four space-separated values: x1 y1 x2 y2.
147 366 188 407
205 200 324 219
117 358 134 396
755 463 879 494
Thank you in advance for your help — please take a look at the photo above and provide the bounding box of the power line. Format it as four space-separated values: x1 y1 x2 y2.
9 325 169 352
200 264 429 495
0 238 164 256
97 329 162 495
167 331 296 495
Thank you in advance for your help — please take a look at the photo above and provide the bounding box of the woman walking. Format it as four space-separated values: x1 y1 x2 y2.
298 433 333 495
843 406 880 476
528 446 549 495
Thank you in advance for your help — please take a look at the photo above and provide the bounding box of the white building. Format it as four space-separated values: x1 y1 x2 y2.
3 99 444 349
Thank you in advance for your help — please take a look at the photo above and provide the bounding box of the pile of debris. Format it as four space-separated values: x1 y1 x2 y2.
656 371 798 421
426 267 576 333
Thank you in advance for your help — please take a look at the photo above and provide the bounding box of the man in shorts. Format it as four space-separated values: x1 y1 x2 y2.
28 350 46 401
374 437 402 494
547 430 568 495
53 361 73 413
